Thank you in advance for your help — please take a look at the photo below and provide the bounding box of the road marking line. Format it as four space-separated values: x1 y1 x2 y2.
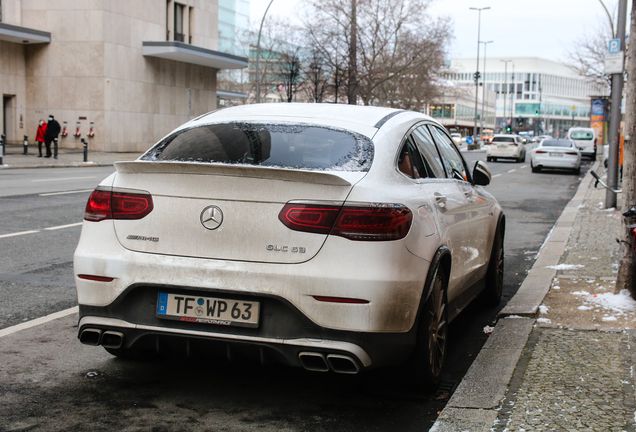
39 189 93 196
44 222 83 231
0 230 40 239
0 306 79 338
31 176 96 183
521 165 528 169
492 174 502 178
508 169 516 173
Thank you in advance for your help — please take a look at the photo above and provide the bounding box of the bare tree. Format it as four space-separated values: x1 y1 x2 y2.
303 0 452 108
565 0 617 89
278 43 304 102
304 49 330 102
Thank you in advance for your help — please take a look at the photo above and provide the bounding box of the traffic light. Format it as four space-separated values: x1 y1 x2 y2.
535 110 539 116
506 126 511 133
473 71 481 82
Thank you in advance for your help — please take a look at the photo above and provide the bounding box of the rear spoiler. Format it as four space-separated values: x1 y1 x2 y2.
114 161 355 187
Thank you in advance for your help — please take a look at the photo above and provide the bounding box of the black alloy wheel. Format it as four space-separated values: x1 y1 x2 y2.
410 264 448 389
484 225 504 306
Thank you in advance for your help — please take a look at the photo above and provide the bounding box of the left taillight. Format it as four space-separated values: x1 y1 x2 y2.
279 202 412 241
84 188 153 222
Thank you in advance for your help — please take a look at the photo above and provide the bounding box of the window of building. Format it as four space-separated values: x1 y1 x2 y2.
174 3 185 42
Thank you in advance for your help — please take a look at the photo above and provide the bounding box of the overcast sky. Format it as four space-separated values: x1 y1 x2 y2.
250 0 631 61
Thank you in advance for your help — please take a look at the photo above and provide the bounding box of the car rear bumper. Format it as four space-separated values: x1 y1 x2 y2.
532 155 580 168
77 285 418 371
487 147 522 158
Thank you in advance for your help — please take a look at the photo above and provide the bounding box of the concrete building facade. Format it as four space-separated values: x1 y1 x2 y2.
0 0 247 152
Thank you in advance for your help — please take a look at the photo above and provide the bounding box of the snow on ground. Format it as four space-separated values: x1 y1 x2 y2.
570 289 636 317
545 264 585 270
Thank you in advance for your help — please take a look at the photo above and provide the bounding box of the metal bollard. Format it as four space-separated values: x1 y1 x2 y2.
53 137 58 159
23 135 28 155
0 134 4 165
81 138 88 162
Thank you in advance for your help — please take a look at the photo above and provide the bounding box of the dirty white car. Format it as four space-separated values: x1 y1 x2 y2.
74 104 505 389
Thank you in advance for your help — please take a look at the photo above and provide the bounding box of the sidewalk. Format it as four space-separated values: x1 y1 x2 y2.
0 144 142 169
433 163 636 431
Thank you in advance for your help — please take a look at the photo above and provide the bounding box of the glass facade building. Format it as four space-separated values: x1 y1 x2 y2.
218 0 250 55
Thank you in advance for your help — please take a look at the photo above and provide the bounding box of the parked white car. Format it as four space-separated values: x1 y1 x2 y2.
531 139 581 174
74 104 505 389
451 133 462 146
486 134 526 162
567 127 597 161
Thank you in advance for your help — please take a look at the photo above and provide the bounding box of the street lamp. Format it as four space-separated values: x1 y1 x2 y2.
255 0 275 104
500 59 512 132
470 6 490 143
480 40 493 135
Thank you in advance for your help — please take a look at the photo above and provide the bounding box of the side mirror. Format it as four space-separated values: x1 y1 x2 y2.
473 160 491 186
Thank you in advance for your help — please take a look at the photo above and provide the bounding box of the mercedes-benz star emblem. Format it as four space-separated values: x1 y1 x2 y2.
200 205 224 230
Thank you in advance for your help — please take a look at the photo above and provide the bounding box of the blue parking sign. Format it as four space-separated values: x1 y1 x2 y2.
609 39 620 54
466 136 474 145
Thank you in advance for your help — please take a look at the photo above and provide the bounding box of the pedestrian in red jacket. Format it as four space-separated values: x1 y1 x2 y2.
35 119 47 157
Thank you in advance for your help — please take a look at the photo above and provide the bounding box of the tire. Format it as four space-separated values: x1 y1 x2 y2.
573 166 581 175
492 157 497 162
409 263 448 389
483 222 505 306
591 153 596 162
487 157 492 162
531 161 541 173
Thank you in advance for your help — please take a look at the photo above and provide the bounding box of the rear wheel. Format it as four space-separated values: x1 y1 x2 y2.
483 224 504 306
487 156 492 162
573 166 581 175
409 263 448 389
590 153 597 162
531 161 541 173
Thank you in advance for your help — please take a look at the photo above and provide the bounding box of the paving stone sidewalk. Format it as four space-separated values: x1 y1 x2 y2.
0 144 141 169
494 168 636 432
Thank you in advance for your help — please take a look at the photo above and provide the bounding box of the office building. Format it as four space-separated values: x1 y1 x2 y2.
447 57 608 137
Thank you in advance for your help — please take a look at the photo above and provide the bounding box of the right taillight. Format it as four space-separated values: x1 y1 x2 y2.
536 150 547 154
279 202 412 241
85 188 153 222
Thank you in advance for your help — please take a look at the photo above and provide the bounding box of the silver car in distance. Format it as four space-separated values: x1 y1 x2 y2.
74 104 505 389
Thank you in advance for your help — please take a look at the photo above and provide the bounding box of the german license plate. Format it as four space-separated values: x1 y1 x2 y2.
157 293 259 328
497 144 507 149
549 152 563 157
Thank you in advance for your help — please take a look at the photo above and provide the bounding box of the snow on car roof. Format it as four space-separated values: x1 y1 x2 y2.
193 103 410 129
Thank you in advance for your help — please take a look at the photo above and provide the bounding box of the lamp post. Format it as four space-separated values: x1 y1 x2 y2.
480 40 493 135
470 6 490 143
501 59 512 132
255 0 275 104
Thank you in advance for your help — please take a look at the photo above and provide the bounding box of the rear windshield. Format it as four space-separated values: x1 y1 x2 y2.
492 137 515 143
570 131 594 140
141 123 374 171
542 140 572 148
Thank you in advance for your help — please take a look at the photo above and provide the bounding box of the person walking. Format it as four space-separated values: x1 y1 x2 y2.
43 114 60 158
35 118 47 157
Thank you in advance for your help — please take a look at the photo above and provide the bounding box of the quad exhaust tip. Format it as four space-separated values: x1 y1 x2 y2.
79 328 125 350
79 328 102 346
327 354 360 374
298 352 360 374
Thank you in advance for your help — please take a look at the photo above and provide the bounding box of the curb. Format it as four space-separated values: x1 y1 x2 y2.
0 162 114 170
430 160 601 432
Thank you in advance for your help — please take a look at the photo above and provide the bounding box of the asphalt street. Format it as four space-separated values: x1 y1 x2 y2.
0 149 592 431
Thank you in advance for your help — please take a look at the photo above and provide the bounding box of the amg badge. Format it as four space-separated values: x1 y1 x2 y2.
126 235 159 242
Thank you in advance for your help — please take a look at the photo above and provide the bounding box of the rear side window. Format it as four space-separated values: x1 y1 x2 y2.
142 123 374 172
492 137 515 143
429 126 469 182
570 130 594 140
412 126 445 178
